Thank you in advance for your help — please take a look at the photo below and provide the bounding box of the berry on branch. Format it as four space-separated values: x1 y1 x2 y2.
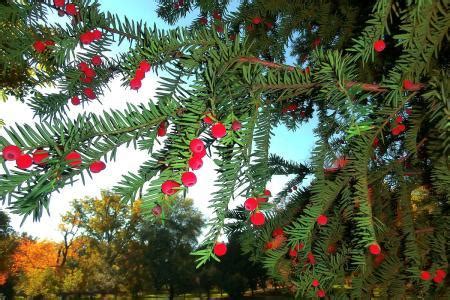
181 171 197 187
213 242 227 257
2 145 21 161
161 180 180 195
16 154 33 170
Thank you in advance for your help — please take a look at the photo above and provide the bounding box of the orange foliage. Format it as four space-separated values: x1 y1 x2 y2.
0 272 8 285
11 239 59 273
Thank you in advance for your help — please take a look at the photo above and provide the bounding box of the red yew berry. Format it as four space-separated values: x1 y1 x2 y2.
435 269 447 279
152 205 162 216
316 290 326 298
294 243 304 251
80 74 93 84
244 198 258 211
211 122 227 139
65 151 82 168
32 149 49 165
231 120 241 131
265 21 273 29
2 145 21 161
16 154 33 170
83 68 96 78
327 244 337 254
91 55 102 66
193 148 207 158
264 189 271 197
213 11 221 20
317 214 328 226
372 137 379 148
79 62 89 71
80 32 94 44
373 40 386 52
161 180 180 195
289 248 297 257
203 115 213 124
312 279 320 287
252 17 262 24
272 227 284 237
135 68 145 80
181 171 197 187
433 275 444 284
139 60 151 72
71 96 80 105
53 0 65 7
403 79 415 90
216 25 223 33
305 66 311 74
250 211 265 226
199 17 207 25
65 3 77 15
420 271 431 281
157 122 167 137
92 29 102 41
307 252 316 265
189 138 205 154
395 116 403 123
83 88 96 99
130 78 142 90
391 126 401 136
373 252 385 267
406 108 412 115
397 124 406 133
89 161 106 173
229 34 236 41
368 243 381 255
188 156 203 170
213 242 227 256
33 41 46 53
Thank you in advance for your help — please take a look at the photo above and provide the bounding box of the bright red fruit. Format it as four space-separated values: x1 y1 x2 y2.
188 156 203 170
53 0 65 7
65 3 77 15
91 55 102 66
244 198 258 211
65 151 82 167
272 228 284 237
80 32 94 44
80 74 93 84
420 271 431 281
71 96 81 105
289 248 297 257
252 17 262 24
181 171 197 187
193 148 207 158
83 68 96 78
213 242 227 256
203 115 213 124
250 211 265 225
199 17 207 25
433 275 444 284
231 120 241 131
372 137 379 148
92 29 102 40
373 252 385 267
135 68 145 80
16 154 33 169
157 122 167 137
317 214 328 226
189 138 205 154
294 243 304 251
213 11 221 20
161 180 180 195
79 62 89 71
139 60 151 72
152 205 162 216
373 40 386 52
403 79 415 90
211 123 227 139
130 78 142 90
2 145 21 161
83 88 96 99
307 252 316 265
435 269 447 279
264 189 271 197
312 279 320 287
89 161 106 173
33 41 46 53
395 116 403 123
368 243 381 255
316 290 326 298
32 150 49 165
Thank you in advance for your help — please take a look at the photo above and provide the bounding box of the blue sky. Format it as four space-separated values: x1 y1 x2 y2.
0 0 316 240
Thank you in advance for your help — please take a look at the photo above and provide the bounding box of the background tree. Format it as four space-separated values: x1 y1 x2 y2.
0 210 17 298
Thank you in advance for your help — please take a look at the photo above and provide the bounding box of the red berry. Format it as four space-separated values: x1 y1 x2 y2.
250 211 265 226
161 180 180 195
327 244 337 254
294 243 304 251
372 137 379 148
199 17 207 25
189 138 205 154
91 29 102 40
152 205 162 216
65 151 82 168
71 96 80 105
420 271 431 281
435 269 447 279
33 41 46 53
193 148 207 158
265 21 273 29
135 68 145 80
316 290 326 298
307 252 316 265
16 154 33 169
317 214 328 226
252 17 262 24
130 78 142 90
231 120 241 131
203 116 213 124
83 88 96 99
213 11 221 20
89 161 106 173
229 34 236 41
91 55 102 66
53 0 65 7
289 249 297 257
312 38 321 48
368 243 381 255
139 60 151 72
213 242 227 256
244 198 258 211
272 227 284 237
157 122 167 137
83 68 96 78
395 116 403 123
80 32 94 44
211 123 227 139
373 39 386 52
32 150 49 165
264 189 271 197
65 3 77 15
79 62 89 71
406 108 412 115
397 124 406 133
256 196 267 203
188 156 203 170
391 127 400 136
433 275 444 284
312 279 320 287
80 74 93 84
373 252 385 267
181 171 197 187
2 145 21 161
403 79 415 90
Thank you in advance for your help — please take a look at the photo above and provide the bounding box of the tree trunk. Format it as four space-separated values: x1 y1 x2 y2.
169 284 175 300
